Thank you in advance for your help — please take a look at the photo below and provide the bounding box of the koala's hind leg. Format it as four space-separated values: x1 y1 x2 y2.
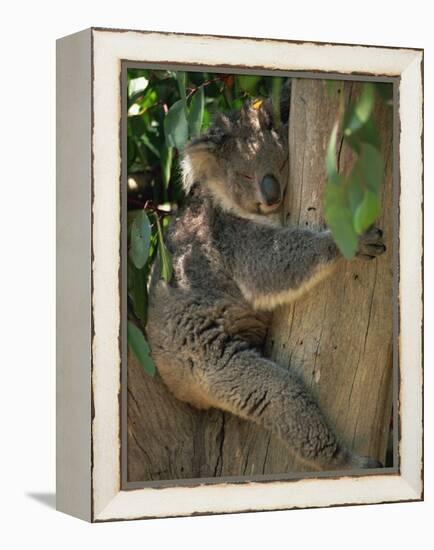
200 347 380 471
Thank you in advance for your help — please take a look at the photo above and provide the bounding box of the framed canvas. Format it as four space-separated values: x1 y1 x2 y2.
56 27 423 522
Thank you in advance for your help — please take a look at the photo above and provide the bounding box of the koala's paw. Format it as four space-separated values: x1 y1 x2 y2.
357 227 386 261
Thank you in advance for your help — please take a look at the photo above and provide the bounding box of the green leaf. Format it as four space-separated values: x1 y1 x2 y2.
188 87 204 137
138 88 158 111
271 77 283 128
160 146 173 189
159 240 173 283
354 143 384 193
347 174 364 215
127 321 156 376
128 76 149 98
128 87 158 112
324 177 345 214
202 108 210 130
230 98 243 111
130 210 152 269
346 117 381 151
141 133 160 158
324 178 358 259
237 75 261 95
155 216 173 282
325 204 358 259
325 123 339 184
127 259 147 324
344 83 375 136
353 190 380 235
128 68 150 80
355 83 376 123
176 71 187 106
164 99 189 150
130 114 146 137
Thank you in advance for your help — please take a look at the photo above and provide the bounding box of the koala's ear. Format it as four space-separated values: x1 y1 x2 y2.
248 79 292 127
181 132 226 194
240 99 261 126
185 130 227 154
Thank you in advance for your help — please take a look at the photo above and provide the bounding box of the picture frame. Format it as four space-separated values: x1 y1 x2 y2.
56 27 423 522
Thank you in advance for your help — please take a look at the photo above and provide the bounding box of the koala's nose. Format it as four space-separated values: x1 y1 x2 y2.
260 174 281 206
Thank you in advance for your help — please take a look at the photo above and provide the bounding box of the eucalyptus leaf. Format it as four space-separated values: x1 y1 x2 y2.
130 114 146 137
325 123 339 184
324 177 345 215
344 83 375 136
160 146 173 188
354 190 380 235
271 77 283 128
324 177 358 258
141 133 160 158
176 71 187 106
347 175 364 215
346 117 381 152
128 87 157 111
202 108 210 130
130 210 152 269
355 83 375 123
325 204 358 259
128 76 149 98
138 88 158 111
127 321 156 376
158 237 173 283
155 216 173 282
231 98 243 111
237 75 261 95
354 143 384 193
188 87 204 136
164 99 189 150
127 259 147 324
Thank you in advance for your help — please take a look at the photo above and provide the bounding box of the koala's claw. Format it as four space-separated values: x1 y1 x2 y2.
357 227 386 260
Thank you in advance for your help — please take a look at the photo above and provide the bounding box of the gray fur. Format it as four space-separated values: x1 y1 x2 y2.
147 101 385 471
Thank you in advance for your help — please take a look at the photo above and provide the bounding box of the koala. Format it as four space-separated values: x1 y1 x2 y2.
147 100 386 471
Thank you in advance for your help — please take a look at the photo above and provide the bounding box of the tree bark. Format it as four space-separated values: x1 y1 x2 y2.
127 78 393 482
265 79 393 470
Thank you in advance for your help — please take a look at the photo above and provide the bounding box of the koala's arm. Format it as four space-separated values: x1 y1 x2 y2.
228 222 340 310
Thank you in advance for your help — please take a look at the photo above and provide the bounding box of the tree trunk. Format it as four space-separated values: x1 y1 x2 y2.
127 78 393 482
265 78 393 471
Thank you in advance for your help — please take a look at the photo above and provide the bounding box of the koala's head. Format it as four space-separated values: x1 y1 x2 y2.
181 100 289 219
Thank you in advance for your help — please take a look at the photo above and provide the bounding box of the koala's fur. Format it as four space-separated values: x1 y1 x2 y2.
147 100 386 471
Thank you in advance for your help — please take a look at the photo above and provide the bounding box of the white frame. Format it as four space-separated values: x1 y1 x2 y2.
56 27 423 522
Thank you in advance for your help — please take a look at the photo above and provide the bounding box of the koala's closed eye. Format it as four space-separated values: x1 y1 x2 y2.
236 172 254 181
